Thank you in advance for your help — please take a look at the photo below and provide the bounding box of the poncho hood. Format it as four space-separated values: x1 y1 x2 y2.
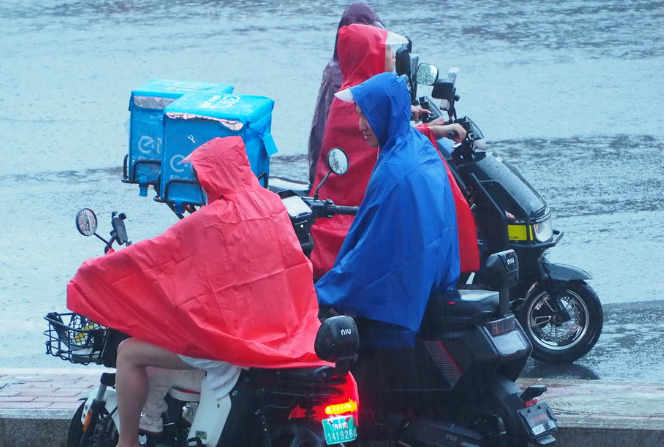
350 72 412 151
190 136 259 200
68 137 324 368
338 24 388 89
334 2 383 60
316 73 460 345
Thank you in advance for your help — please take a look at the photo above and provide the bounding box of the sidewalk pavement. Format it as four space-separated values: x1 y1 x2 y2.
1 368 663 447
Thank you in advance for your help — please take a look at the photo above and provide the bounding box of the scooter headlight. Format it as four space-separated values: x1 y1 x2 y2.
533 217 553 242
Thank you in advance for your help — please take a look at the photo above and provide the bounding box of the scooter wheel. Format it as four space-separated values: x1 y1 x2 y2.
518 280 603 363
271 420 327 447
67 401 118 447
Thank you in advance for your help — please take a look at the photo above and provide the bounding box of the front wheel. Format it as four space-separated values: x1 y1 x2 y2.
518 281 603 363
68 401 118 447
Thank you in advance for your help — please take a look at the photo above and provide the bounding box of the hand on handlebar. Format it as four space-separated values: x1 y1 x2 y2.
427 122 467 143
411 105 431 121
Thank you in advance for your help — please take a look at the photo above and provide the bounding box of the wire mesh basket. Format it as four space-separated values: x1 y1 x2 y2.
44 312 106 365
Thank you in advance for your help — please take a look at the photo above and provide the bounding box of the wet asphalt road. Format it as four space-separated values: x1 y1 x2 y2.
0 0 663 379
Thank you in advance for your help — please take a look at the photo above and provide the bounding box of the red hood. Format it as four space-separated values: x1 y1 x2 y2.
191 136 259 201
338 24 388 89
68 137 325 368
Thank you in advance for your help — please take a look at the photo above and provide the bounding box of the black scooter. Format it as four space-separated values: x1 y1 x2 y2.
275 149 559 447
397 50 603 364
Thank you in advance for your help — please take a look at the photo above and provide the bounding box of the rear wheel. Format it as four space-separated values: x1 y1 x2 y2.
519 281 603 363
271 420 327 447
467 412 527 447
67 401 118 447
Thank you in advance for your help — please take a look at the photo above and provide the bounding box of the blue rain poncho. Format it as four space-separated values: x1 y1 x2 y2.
315 72 460 347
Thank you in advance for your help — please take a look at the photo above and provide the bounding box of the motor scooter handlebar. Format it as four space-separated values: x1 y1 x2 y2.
328 205 359 216
418 96 442 124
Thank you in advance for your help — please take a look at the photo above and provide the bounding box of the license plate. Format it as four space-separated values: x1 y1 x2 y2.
518 403 558 437
322 415 357 445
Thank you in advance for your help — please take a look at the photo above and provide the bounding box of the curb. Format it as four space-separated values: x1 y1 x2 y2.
1 370 664 447
0 410 71 447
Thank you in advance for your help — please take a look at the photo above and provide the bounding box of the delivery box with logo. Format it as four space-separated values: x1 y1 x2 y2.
159 91 278 213
123 79 234 196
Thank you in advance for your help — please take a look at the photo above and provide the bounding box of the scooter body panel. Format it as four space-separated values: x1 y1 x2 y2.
187 377 234 446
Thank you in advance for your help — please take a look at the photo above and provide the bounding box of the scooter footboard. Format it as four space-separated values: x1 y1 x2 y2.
485 376 557 445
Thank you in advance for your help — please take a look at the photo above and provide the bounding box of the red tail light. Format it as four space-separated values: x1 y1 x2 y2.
325 399 358 416
290 373 360 426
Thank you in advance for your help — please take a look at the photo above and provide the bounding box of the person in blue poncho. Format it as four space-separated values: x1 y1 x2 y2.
315 72 461 348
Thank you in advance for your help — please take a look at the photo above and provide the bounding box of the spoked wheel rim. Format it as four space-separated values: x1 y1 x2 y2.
526 288 590 351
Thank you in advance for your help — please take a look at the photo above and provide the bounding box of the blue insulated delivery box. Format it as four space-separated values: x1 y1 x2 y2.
124 79 234 195
159 91 278 212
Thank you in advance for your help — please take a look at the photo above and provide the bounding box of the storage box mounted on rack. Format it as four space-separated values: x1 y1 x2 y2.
158 91 278 213
123 79 234 196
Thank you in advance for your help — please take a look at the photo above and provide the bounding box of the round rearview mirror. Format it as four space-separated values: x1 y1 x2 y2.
415 63 439 86
76 208 98 236
327 148 349 175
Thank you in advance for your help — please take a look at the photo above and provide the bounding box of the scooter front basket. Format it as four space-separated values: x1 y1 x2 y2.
44 312 106 365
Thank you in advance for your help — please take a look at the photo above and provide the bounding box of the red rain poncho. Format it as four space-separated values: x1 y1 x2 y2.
309 23 388 278
67 137 324 368
416 124 480 273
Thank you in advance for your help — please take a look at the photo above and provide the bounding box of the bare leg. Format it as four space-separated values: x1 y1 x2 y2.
115 339 194 447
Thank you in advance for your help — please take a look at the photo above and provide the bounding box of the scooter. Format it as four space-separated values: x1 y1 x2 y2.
45 208 361 447
398 51 603 364
275 149 559 447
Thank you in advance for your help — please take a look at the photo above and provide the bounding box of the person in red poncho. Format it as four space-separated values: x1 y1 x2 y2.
67 136 324 447
309 23 480 279
307 2 385 185
309 23 407 278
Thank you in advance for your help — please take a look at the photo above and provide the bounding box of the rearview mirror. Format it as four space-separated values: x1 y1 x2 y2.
314 148 350 200
76 208 98 236
327 147 349 175
415 63 439 86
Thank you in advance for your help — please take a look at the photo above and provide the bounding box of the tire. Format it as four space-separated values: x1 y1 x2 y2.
271 420 327 447
518 280 603 363
461 407 527 447
67 401 118 447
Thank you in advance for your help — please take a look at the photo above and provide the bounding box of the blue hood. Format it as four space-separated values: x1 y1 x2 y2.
316 73 460 347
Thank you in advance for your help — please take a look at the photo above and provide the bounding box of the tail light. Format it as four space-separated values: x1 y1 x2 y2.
289 373 360 444
324 399 357 416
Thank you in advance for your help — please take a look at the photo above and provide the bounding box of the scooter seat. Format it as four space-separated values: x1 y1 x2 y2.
273 366 339 385
421 289 500 334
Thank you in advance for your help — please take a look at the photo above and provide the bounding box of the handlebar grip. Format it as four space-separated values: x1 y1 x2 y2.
331 205 359 216
446 131 457 139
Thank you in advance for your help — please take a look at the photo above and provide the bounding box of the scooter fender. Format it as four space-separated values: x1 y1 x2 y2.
485 376 557 442
540 259 592 283
80 386 120 432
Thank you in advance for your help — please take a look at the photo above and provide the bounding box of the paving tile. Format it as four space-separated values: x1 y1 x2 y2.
0 396 37 402
0 391 20 397
47 401 85 410
19 389 83 398
9 376 53 382
33 396 84 402
0 401 52 409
